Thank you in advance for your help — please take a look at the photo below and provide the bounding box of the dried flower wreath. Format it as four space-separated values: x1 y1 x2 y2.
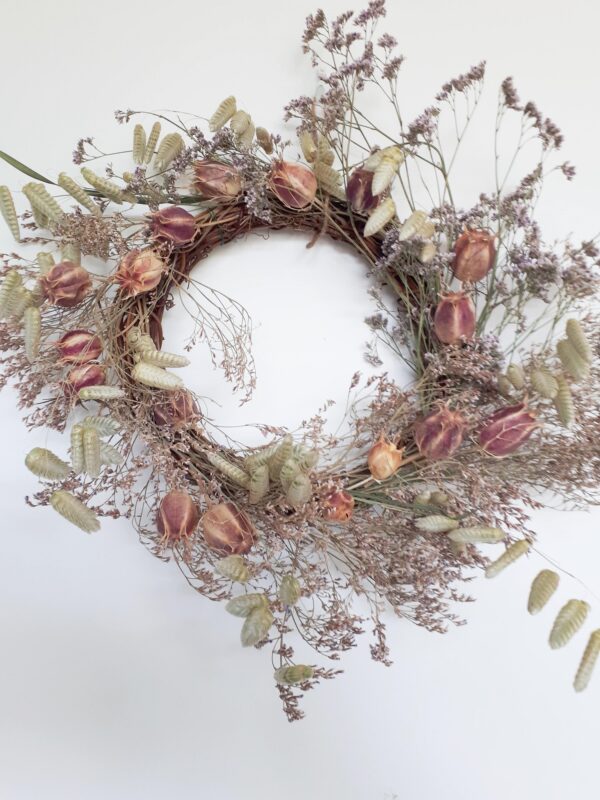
1 0 599 720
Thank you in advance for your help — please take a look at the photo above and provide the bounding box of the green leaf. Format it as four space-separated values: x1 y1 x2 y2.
0 151 55 185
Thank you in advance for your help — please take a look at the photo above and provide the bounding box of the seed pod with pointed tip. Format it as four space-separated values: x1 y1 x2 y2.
0 270 22 318
238 121 256 149
209 95 237 131
364 197 396 237
132 124 146 164
99 442 124 466
216 555 249 583
206 451 250 488
78 385 125 401
286 472 312 509
434 291 476 344
574 630 600 692
57 173 101 216
269 161 317 209
549 599 589 649
132 361 184 390
485 539 529 578
268 435 294 481
566 319 592 363
23 306 41 362
298 130 317 162
22 182 64 223
116 249 166 296
41 261 92 308
255 126 273 154
414 515 459 533
66 364 106 395
274 665 314 685
157 490 200 545
152 390 199 428
368 435 404 480
0 185 20 240
50 490 100 533
557 339 590 381
447 526 505 544
506 363 525 390
322 490 354 522
225 593 268 617
527 569 560 614
25 447 70 480
143 121 161 163
36 252 55 274
57 330 103 364
230 110 251 135
150 205 196 245
530 368 558 399
554 376 575 427
202 502 256 555
70 424 85 473
82 427 101 477
451 229 496 282
478 403 537 457
137 349 190 368
80 168 126 203
82 415 120 436
154 133 185 170
241 606 274 647
420 241 437 264
279 575 301 605
248 464 269 504
279 458 301 491
193 160 243 199
398 210 433 241
414 405 466 461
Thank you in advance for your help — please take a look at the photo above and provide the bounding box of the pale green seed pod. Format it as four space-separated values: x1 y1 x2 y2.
316 136 335 166
50 490 100 533
398 210 432 242
279 458 301 491
278 575 301 606
450 540 468 557
0 185 20 241
414 515 459 533
78 385 125 401
82 427 101 478
137 348 190 368
70 424 85 473
429 491 449 507
230 110 251 135
241 606 274 647
132 361 184 390
530 368 558 399
554 375 574 427
497 374 514 398
557 339 590 381
143 121 161 163
57 173 101 216
36 252 55 275
8 286 33 320
268 435 294 480
206 451 250 488
216 555 249 583
506 363 525 390
81 168 126 204
248 464 269 504
244 442 280 473
485 539 529 578
209 95 237 132
22 182 64 223
30 204 49 229
413 490 432 506
298 130 317 162
566 319 593 363
99 442 124 466
255 127 273 154
364 197 396 237
0 270 22 318
292 445 319 471
225 593 268 617
25 447 70 480
574 629 600 692
61 243 81 264
447 526 505 544
24 305 41 362
527 569 560 614
132 124 146 164
126 327 156 353
238 121 255 150
82 415 120 436
274 665 314 685
286 472 312 509
154 133 184 171
549 599 589 649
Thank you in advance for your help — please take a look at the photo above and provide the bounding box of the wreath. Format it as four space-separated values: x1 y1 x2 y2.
1 0 599 721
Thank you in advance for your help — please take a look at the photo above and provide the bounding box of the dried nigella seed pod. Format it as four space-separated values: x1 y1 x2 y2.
549 599 589 649
209 95 237 131
57 330 103 364
82 426 101 478
157 490 200 545
150 206 196 245
274 665 314 685
363 197 396 237
527 569 560 614
447 526 505 544
241 606 274 647
115 249 166 296
485 539 529 578
216 555 249 583
225 593 268 617
413 404 466 461
554 375 575 427
269 161 317 209
278 575 301 606
25 447 70 480
506 363 525 390
132 361 184 390
286 472 312 508
132 124 146 164
367 435 404 480
322 490 354 522
414 515 459 533
451 229 496 282
478 403 537 457
0 185 20 240
248 464 270 504
565 318 592 363
556 339 590 381
193 161 243 199
50 490 100 533
40 262 91 307
66 364 106 394
152 390 199 427
57 173 101 216
143 121 161 163
24 305 41 362
433 291 476 345
573 630 600 692
530 368 558 399
201 502 256 555
346 167 381 215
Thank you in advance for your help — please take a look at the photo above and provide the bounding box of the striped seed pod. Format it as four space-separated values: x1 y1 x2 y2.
274 665 314 685
255 127 273 154
24 305 41 362
506 363 525 390
447 526 505 544
292 445 319 471
248 464 269 504
420 241 437 264
398 210 433 242
132 361 184 390
268 435 294 480
566 319 592 363
132 124 146 164
81 168 126 204
278 574 301 606
99 442 124 466
70 424 85 473
29 204 49 229
154 133 184 171
0 185 20 241
554 376 575 427
549 599 589 649
527 569 560 614
137 348 190 368
36 252 55 274
82 415 120 436
126 327 157 353
230 110 251 135
0 270 22 317
206 450 250 488
298 130 317 162
215 554 249 583
144 121 161 163
78 385 125 401
364 197 396 237
573 630 600 692
414 515 459 533
209 95 237 131
57 173 101 216
238 121 256 150
279 458 301 491
241 606 274 647
557 339 590 381
22 182 64 224
82 426 101 477
9 286 33 320
225 592 268 617
25 447 70 480
485 539 529 578
286 472 312 509
530 368 558 399
244 441 280 472
50 490 100 533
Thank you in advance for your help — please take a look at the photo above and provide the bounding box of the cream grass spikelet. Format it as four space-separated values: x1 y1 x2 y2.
241 606 274 647
62 243 81 264
22 182 64 224
528 569 560 614
530 368 558 399
274 665 314 685
78 385 125 401
82 426 101 478
154 133 185 171
364 197 396 237
0 185 20 240
506 363 525 390
244 440 280 472
573 630 600 692
81 168 126 204
557 339 590 381
279 457 301 491
126 327 157 353
25 447 70 480
230 110 252 135
225 593 268 617
137 349 190 368
132 361 184 390
414 490 432 506
447 526 505 544
315 136 335 167
286 472 312 508
206 451 250 488
143 121 161 163
268 434 294 480
24 305 41 362
132 124 146 164
554 375 575 427
420 241 437 264
255 127 273 154
248 464 270 504
216 555 249 583
70 423 85 473
292 445 319 471
363 149 384 171
298 130 317 162
57 173 101 216
414 515 459 533
99 442 124 466
36 252 55 274
82 415 120 436
371 155 398 196
278 575 301 605
398 210 432 241
549 599 590 649
8 286 33 321
485 539 529 578
314 162 345 199
238 121 256 150
0 270 22 318
209 95 237 132
566 318 593 363
430 491 449 506
50 490 100 533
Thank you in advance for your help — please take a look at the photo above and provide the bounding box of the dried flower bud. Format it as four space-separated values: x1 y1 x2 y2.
201 501 256 555
40 261 91 308
433 291 476 345
322 490 355 522
57 329 103 364
157 490 200 545
152 390 200 427
193 161 243 199
150 206 196 245
367 435 404 480
478 403 537 457
346 167 381 215
66 363 106 394
452 229 496 282
115 249 166 296
414 405 467 460
269 161 317 209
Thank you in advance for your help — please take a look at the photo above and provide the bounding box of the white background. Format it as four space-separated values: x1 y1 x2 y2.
1 1 599 798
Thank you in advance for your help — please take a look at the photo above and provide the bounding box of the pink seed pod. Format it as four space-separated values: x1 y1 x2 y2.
269 161 317 209
322 490 355 522
150 206 196 245
56 329 103 364
40 261 91 308
201 502 256 555
346 167 381 215
115 249 166 296
433 291 476 345
478 403 537 458
65 363 106 394
451 229 496 283
157 490 200 546
193 161 243 199
414 405 467 461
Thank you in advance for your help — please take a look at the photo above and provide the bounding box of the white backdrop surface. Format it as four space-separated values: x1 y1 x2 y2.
1 1 599 798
